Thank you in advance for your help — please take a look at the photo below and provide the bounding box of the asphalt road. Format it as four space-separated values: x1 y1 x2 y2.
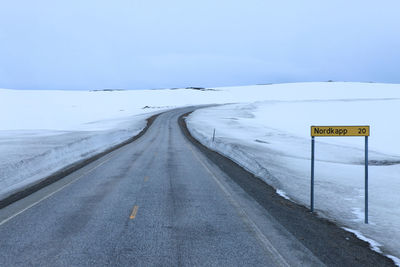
0 107 394 266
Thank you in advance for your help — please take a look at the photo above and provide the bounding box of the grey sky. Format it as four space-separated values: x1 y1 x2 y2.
0 0 399 90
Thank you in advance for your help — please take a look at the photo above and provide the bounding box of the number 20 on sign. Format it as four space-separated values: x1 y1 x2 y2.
310 125 370 224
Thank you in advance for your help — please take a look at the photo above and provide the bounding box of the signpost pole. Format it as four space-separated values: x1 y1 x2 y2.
311 136 315 212
310 125 370 221
365 136 369 224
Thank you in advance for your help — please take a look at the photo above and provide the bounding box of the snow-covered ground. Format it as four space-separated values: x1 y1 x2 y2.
186 82 400 262
1 82 400 263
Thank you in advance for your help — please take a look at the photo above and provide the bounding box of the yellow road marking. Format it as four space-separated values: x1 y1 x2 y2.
144 176 149 182
130 205 139 219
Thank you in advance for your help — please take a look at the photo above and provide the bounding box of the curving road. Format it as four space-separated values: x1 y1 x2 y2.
0 107 394 266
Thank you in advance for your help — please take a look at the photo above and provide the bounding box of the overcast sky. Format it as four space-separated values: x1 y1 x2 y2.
0 0 399 90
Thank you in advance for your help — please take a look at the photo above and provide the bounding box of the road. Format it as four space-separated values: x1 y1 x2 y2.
0 107 394 266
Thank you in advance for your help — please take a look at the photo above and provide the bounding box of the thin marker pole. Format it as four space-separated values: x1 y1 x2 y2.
212 129 216 142
365 136 369 224
311 136 315 212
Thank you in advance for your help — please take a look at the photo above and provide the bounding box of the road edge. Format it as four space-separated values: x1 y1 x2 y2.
0 112 161 209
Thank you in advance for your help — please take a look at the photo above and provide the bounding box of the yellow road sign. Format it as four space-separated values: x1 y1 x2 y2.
311 126 370 137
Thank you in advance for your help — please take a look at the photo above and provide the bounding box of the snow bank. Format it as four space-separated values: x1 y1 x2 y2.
0 116 148 200
186 82 400 261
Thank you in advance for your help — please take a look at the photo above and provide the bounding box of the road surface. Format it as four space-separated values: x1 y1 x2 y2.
0 107 394 266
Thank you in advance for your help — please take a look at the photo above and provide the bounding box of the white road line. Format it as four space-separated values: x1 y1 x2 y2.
0 154 115 227
186 142 290 267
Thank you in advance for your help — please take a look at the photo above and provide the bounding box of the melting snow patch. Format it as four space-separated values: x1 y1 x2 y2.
341 226 400 265
342 227 382 253
276 189 290 200
387 255 400 267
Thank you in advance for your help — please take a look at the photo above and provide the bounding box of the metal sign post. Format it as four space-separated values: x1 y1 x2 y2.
311 136 315 212
365 136 368 224
310 125 370 224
